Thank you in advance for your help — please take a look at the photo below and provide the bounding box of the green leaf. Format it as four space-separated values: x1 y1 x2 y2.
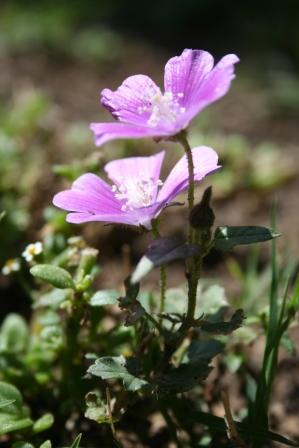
0 415 33 435
224 353 243 373
0 399 16 409
0 211 6 222
156 361 211 393
33 413 54 433
0 382 33 435
0 382 23 415
196 284 228 317
69 433 82 448
201 309 245 335
87 356 148 392
33 288 72 309
39 441 52 448
214 226 280 251
84 391 111 424
0 314 28 353
164 288 186 315
131 238 200 283
89 290 119 306
30 264 75 289
188 340 224 362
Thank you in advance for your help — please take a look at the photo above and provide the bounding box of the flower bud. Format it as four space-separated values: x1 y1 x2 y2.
189 186 215 230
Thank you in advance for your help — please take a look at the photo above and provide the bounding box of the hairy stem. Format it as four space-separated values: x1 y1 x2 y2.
159 264 166 315
152 219 167 316
178 132 195 211
176 132 201 331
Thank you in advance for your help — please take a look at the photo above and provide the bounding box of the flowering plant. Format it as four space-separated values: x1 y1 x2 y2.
0 48 298 448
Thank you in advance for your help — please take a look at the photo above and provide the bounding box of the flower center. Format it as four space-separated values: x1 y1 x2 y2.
112 177 163 211
138 91 186 128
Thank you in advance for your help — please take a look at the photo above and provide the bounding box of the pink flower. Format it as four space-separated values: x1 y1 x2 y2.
53 146 220 229
90 49 239 146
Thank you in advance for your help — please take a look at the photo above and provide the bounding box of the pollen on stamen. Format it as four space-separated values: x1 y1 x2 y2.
112 177 163 211
146 90 186 128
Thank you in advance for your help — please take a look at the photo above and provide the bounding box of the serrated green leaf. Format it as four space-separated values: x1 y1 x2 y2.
85 405 110 424
131 238 200 283
214 226 280 251
89 290 119 306
156 361 211 393
33 413 54 433
84 392 110 424
201 309 245 335
0 314 28 353
87 356 148 392
30 264 75 289
188 340 224 362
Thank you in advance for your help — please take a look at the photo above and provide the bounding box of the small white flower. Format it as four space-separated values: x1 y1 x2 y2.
22 242 43 262
2 258 21 275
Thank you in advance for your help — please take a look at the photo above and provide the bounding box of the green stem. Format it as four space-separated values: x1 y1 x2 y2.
61 295 86 407
177 131 195 211
176 132 201 331
144 310 164 333
159 265 166 315
151 219 167 316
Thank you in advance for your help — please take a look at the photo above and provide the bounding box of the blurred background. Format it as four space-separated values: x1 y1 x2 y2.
1 0 299 443
0 0 299 303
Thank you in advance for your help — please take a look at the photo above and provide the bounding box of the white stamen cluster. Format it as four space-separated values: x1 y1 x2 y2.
138 91 185 128
2 258 21 276
112 177 163 211
22 242 43 262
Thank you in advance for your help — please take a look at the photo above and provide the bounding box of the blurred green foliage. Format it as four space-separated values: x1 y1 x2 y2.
2 0 299 65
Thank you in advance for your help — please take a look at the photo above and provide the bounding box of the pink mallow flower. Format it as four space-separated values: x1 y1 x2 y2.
53 146 220 229
90 49 239 146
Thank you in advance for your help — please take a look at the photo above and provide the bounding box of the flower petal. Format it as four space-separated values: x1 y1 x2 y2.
66 212 135 226
53 173 132 224
164 49 214 102
104 151 165 186
101 75 161 125
157 146 220 206
53 173 158 227
183 54 239 121
90 122 168 147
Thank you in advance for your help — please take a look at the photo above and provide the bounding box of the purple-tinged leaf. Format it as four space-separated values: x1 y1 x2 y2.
131 238 200 284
